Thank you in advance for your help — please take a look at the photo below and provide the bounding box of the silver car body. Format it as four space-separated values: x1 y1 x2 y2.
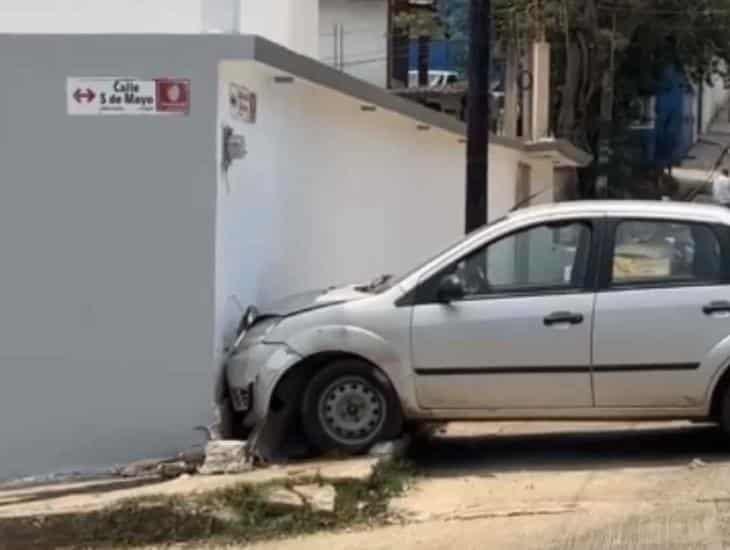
223 201 730 432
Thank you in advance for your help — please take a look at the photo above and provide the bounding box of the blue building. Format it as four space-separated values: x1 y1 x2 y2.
630 64 696 169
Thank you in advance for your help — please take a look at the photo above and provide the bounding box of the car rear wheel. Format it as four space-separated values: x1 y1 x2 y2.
301 359 402 454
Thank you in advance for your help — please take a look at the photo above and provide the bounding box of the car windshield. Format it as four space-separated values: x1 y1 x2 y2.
384 215 509 290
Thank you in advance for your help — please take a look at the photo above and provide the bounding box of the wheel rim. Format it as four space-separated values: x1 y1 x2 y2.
317 375 387 446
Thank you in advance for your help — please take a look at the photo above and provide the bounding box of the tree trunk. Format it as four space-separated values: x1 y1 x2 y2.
391 29 410 88
418 35 430 87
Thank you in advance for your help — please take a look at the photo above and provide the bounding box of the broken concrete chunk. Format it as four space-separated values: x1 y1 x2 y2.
266 488 304 509
305 457 379 482
177 446 206 468
121 457 176 478
211 506 240 524
157 461 192 480
293 484 337 513
198 440 251 475
205 440 248 456
369 436 411 460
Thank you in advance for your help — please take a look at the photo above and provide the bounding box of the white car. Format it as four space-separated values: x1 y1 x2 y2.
407 70 459 88
219 201 730 455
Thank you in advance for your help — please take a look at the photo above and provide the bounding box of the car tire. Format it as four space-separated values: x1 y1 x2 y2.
720 386 730 436
301 359 402 455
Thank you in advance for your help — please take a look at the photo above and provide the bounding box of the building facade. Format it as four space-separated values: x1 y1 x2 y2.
0 33 586 480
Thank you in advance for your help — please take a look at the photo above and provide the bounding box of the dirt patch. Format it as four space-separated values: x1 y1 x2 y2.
0 460 413 550
0 457 381 519
234 422 730 550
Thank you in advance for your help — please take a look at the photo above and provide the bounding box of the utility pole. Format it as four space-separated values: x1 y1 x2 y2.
465 0 490 233
595 11 617 197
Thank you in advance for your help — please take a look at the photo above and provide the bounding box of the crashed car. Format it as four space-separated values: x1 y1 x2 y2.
217 201 730 456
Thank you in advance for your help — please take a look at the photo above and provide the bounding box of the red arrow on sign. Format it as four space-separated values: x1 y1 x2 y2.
73 88 96 104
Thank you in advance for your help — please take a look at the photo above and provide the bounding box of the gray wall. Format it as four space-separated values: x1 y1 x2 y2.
0 35 230 479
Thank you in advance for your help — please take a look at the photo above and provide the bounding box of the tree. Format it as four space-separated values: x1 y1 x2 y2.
393 5 446 86
491 0 730 196
440 0 470 75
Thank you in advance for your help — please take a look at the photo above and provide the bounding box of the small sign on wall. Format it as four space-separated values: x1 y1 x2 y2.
67 77 190 116
229 83 256 123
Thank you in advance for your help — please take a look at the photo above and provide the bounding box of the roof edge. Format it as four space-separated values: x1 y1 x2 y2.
249 35 467 136
248 36 558 157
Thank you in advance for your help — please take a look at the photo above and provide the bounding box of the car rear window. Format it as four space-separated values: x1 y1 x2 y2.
611 220 723 285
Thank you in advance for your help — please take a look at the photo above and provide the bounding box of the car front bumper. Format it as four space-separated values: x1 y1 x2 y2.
225 340 303 425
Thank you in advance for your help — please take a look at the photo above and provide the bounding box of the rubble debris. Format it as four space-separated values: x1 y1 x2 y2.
121 457 177 478
369 435 411 461
157 461 195 480
292 484 337 513
265 487 305 508
689 458 708 469
120 445 206 479
177 446 206 469
198 440 252 475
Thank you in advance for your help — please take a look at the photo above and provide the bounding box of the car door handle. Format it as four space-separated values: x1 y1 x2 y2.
703 301 730 315
544 311 584 326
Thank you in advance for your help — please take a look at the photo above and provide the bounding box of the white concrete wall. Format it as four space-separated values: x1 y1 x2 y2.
0 0 205 33
529 158 558 207
701 69 730 134
319 0 388 87
214 60 550 352
215 60 464 352
0 0 320 56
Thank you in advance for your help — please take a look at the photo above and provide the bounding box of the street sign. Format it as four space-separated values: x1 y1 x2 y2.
67 77 190 116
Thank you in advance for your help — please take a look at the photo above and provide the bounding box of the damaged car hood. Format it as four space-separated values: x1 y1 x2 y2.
259 284 371 318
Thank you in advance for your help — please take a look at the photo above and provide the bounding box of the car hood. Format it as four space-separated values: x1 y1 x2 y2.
259 284 370 317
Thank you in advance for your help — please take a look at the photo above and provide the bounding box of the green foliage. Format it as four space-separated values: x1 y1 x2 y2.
488 0 730 194
395 0 730 193
393 8 446 39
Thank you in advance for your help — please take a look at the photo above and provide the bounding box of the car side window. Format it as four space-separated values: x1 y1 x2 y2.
611 220 723 286
438 221 592 299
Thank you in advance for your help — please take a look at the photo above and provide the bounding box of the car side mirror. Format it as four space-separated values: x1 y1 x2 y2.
437 274 465 303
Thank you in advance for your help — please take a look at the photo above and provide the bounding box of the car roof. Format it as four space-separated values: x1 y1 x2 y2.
508 200 730 224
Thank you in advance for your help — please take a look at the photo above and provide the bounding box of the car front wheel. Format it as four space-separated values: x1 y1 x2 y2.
301 359 402 454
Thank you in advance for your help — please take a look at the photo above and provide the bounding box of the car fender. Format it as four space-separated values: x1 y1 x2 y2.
267 324 418 416
703 333 730 411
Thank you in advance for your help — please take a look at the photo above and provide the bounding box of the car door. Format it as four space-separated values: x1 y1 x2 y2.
593 217 730 408
411 218 598 410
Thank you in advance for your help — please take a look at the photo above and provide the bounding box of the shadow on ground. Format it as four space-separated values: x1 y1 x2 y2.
408 424 730 476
